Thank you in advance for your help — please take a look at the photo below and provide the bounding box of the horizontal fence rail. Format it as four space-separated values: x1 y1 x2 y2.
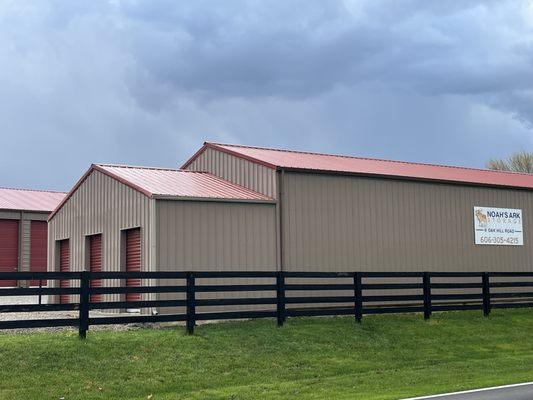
1 271 533 337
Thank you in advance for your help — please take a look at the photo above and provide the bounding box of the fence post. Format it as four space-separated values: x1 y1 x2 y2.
186 272 196 335
423 272 431 320
79 271 90 339
276 271 285 327
354 272 363 323
482 272 491 317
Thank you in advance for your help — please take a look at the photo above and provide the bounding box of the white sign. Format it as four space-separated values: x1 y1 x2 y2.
474 207 523 246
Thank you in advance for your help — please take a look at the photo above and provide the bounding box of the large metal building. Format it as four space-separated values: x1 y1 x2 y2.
48 143 533 306
0 187 65 287
183 142 533 272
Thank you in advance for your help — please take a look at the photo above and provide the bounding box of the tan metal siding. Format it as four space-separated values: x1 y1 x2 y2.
282 172 533 272
20 219 31 273
48 170 154 304
157 200 277 270
156 200 277 313
186 147 277 198
0 211 48 221
0 211 20 220
23 212 49 221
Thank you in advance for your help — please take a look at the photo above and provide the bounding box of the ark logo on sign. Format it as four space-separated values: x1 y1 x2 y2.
473 206 523 246
474 209 488 227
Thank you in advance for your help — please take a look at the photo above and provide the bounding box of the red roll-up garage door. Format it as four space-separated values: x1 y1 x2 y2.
0 219 19 287
125 228 141 302
59 239 70 304
30 221 47 286
89 234 102 303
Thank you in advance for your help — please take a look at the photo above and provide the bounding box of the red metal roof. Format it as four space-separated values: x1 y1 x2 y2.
182 142 533 190
0 187 66 212
49 163 273 221
96 164 273 200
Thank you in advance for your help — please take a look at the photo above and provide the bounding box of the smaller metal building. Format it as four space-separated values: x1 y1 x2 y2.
47 164 277 304
0 187 65 287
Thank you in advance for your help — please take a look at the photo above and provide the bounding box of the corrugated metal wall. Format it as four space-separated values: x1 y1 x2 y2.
186 147 277 198
0 210 48 282
59 239 70 304
282 171 533 272
157 200 277 270
157 200 278 313
88 233 102 302
21 212 49 276
48 170 154 303
20 219 30 272
30 221 48 286
0 219 19 286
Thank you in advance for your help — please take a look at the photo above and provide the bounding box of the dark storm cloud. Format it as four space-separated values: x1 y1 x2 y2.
121 1 533 97
0 0 531 190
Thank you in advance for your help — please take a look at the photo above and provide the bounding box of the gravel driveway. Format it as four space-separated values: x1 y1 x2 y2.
0 295 166 334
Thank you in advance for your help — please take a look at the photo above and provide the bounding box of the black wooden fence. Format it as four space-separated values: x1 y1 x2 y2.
1 270 533 338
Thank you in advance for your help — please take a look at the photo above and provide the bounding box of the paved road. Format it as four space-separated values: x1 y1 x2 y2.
404 382 533 400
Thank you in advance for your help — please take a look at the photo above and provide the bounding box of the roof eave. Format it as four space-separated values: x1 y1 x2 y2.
0 208 52 214
280 167 533 192
152 194 276 204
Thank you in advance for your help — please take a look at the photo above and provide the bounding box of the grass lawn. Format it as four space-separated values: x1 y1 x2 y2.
2 310 533 399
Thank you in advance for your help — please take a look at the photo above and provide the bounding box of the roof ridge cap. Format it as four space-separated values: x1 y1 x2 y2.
96 163 208 173
0 186 67 194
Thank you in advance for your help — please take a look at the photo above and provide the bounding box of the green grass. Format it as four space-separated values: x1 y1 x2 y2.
2 310 533 400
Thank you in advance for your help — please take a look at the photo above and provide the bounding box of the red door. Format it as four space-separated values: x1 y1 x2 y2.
59 239 70 304
125 228 141 302
30 221 47 286
89 234 102 303
0 219 19 287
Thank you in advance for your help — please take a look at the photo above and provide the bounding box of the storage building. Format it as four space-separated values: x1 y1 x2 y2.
47 164 277 304
183 142 533 272
48 143 533 306
0 187 65 287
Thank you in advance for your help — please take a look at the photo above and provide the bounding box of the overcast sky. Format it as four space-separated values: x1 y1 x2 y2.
0 0 532 191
